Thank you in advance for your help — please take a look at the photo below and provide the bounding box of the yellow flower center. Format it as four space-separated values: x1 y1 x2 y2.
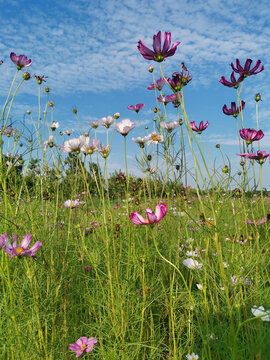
15 248 24 255
81 343 87 349
151 134 159 141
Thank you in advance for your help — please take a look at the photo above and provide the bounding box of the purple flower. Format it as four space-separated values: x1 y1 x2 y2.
222 101 245 117
246 217 267 226
138 31 180 62
127 103 145 112
166 93 181 107
147 77 167 91
237 150 270 164
167 63 192 91
130 203 167 225
219 72 244 88
239 128 264 144
190 121 209 134
231 59 264 78
1 125 17 137
69 337 97 358
0 233 42 259
10 52 32 70
63 199 81 208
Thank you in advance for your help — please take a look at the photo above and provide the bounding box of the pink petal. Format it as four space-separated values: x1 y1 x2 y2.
129 212 147 225
20 233 32 249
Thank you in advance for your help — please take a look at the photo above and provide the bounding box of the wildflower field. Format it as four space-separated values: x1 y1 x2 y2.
0 32 270 360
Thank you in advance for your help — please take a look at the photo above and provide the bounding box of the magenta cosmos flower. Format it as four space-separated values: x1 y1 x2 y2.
147 77 167 90
219 72 244 89
130 203 167 225
231 59 264 78
0 233 42 259
116 118 135 136
190 121 209 134
138 31 180 62
10 52 32 70
237 150 270 164
167 63 192 91
223 101 245 117
69 337 97 358
239 128 264 144
127 103 145 112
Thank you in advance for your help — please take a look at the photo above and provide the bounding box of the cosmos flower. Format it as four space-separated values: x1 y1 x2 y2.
63 199 80 208
69 337 97 357
63 129 74 136
129 203 167 225
237 150 270 164
222 101 245 117
132 136 149 148
239 128 264 144
183 258 203 270
251 306 270 321
116 118 135 136
138 31 180 62
50 121 59 131
88 120 101 129
0 233 42 259
98 143 110 158
231 59 264 78
10 52 32 70
246 217 267 225
166 93 181 107
127 103 145 112
147 77 167 90
43 135 54 150
160 121 179 132
167 63 192 91
147 132 164 146
81 138 99 155
61 135 87 153
186 353 199 360
1 125 17 137
190 121 209 134
219 71 244 88
101 116 114 128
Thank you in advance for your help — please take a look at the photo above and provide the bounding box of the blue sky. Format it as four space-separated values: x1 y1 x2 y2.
0 0 270 188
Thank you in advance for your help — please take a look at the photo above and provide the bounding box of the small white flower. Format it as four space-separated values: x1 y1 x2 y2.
223 262 229 268
101 116 114 128
132 136 149 147
43 135 54 150
146 131 164 145
186 250 198 257
160 121 179 132
196 284 204 291
251 306 270 321
183 258 203 270
186 352 199 360
63 199 80 208
50 121 59 130
63 129 74 135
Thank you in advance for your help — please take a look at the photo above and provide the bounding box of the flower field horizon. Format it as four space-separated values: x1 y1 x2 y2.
0 29 269 360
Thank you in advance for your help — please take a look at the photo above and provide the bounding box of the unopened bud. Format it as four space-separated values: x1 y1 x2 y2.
254 93 262 102
147 155 152 161
145 126 149 130
222 165 228 173
22 72 31 80
45 87 50 93
216 144 220 148
113 112 120 119
153 107 158 113
148 65 154 73
72 108 77 114
240 161 245 167
26 110 31 115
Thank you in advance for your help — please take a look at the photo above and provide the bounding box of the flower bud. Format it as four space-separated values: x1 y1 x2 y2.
176 164 180 171
178 119 183 125
216 144 220 148
145 126 149 130
222 165 228 173
84 132 89 137
147 155 152 161
48 101 54 108
240 161 245 167
153 107 158 113
26 110 31 115
72 108 77 114
45 87 50 93
22 72 31 80
148 65 154 73
254 93 262 102
113 112 120 119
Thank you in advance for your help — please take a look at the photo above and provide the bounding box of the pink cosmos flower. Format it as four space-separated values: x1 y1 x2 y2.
246 217 267 226
127 103 145 112
81 138 99 155
160 121 179 132
88 120 101 129
69 337 97 358
129 203 167 225
63 199 80 208
219 72 244 88
222 101 245 117
167 63 192 91
190 121 209 134
147 77 167 90
237 150 270 164
116 119 135 136
10 52 32 70
138 31 180 62
0 233 42 259
239 128 264 144
231 59 264 78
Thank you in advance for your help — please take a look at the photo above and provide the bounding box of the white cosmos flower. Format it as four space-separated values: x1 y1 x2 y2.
43 135 54 150
146 132 164 145
186 353 199 360
116 118 135 136
186 250 198 257
63 129 74 135
101 116 114 128
196 284 204 291
50 121 59 130
61 135 87 153
160 121 179 132
132 136 149 147
251 306 270 321
183 258 203 270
